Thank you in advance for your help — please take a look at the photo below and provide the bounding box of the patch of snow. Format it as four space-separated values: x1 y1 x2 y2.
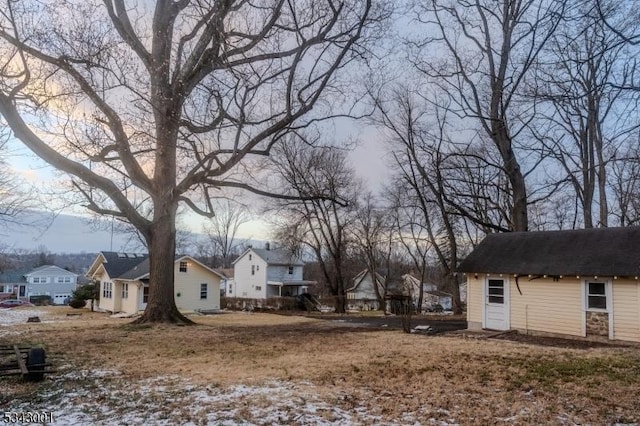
8 373 396 425
0 308 50 326
109 312 138 318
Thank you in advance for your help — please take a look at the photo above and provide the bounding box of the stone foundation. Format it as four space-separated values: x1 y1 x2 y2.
586 311 609 337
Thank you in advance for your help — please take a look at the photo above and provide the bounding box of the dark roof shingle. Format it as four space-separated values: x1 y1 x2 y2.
100 252 149 279
457 227 640 277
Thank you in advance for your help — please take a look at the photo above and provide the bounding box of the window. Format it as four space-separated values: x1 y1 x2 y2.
251 265 255 275
200 283 208 299
587 282 607 310
288 266 294 275
64 277 71 283
487 279 504 304
57 277 64 283
256 265 259 271
0 285 5 292
249 254 252 260
179 261 188 272
33 277 40 283
228 284 232 294
103 282 112 299
255 286 262 291
122 283 128 299
143 286 149 303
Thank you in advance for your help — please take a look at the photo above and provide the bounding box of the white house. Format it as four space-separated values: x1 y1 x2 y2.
87 252 223 315
402 274 453 311
229 246 314 299
346 270 386 310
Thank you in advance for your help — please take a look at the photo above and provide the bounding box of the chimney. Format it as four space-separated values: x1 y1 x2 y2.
265 242 270 251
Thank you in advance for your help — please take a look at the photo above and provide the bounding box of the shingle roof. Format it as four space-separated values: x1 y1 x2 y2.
251 248 304 266
457 227 640 277
0 269 28 284
100 252 149 279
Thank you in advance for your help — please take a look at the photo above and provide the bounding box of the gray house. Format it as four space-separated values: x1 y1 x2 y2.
23 265 80 304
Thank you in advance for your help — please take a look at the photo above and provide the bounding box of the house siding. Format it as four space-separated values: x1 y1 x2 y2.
120 281 139 314
267 265 303 281
466 276 483 329
24 265 79 303
233 250 269 299
96 269 116 312
510 278 583 337
612 280 640 342
174 261 221 311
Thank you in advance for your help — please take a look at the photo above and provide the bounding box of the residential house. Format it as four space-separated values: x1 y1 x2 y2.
423 290 453 311
216 268 234 296
458 227 640 343
87 252 223 315
1 265 79 304
346 269 386 310
0 270 28 300
230 245 314 299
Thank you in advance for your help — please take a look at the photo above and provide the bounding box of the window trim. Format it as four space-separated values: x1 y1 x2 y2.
122 283 129 299
584 280 610 312
179 261 188 273
103 282 113 299
200 283 208 299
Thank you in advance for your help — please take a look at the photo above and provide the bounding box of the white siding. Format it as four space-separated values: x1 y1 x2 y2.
233 250 268 299
120 281 139 314
96 268 116 312
174 261 221 311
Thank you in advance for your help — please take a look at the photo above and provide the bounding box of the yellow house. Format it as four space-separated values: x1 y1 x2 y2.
87 252 223 315
458 227 640 343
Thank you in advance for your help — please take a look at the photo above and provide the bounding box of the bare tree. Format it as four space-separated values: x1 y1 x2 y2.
352 192 393 310
533 0 640 228
271 141 358 313
200 199 249 268
411 0 565 231
372 87 469 313
0 132 35 230
0 0 382 323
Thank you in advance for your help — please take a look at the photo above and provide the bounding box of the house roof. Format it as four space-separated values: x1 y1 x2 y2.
346 269 385 293
92 252 225 281
25 265 79 277
96 252 150 279
457 227 640 277
0 269 28 284
216 268 234 279
240 248 304 266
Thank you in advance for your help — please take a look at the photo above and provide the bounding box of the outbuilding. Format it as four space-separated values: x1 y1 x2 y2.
458 227 640 343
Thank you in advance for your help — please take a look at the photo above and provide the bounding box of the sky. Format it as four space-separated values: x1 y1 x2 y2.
0 1 393 253
3 128 388 253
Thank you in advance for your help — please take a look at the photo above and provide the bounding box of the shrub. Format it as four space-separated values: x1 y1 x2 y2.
68 298 86 309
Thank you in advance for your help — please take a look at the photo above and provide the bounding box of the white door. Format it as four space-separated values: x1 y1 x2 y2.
138 285 149 311
484 278 509 330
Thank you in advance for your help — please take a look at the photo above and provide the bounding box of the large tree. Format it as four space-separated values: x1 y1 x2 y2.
412 0 565 231
0 0 380 323
533 0 639 228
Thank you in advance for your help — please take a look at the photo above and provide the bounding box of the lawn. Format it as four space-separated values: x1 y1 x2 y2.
2 307 640 425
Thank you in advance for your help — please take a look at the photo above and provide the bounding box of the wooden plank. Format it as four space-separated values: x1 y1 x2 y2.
13 345 28 375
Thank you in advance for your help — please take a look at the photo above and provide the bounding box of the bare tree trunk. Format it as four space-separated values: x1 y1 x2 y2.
134 199 192 324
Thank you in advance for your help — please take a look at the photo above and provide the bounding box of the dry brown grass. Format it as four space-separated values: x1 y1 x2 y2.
2 307 640 424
